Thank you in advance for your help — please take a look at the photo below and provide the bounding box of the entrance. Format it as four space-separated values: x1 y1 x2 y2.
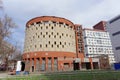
32 66 34 72
93 62 99 69
73 61 80 70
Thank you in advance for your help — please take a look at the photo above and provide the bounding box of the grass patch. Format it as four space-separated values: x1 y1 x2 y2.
1 70 120 80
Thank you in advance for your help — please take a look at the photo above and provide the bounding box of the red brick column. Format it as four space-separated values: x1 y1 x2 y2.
45 57 48 71
51 57 54 71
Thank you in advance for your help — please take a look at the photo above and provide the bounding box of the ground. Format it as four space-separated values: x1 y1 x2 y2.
0 70 120 80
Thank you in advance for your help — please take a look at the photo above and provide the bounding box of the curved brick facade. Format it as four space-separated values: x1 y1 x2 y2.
23 16 77 72
23 16 99 72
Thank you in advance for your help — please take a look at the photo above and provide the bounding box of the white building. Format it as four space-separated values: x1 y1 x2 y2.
83 29 115 64
106 15 120 63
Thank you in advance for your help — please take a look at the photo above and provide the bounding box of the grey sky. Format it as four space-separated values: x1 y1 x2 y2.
2 0 120 51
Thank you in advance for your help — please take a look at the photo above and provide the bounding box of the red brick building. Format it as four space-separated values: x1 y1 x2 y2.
22 16 99 72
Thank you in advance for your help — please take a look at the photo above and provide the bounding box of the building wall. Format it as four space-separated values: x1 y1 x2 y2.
23 16 77 72
106 15 120 62
74 24 84 58
24 21 76 53
83 29 115 64
23 16 100 72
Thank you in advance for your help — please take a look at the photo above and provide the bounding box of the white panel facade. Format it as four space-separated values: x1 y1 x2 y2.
83 29 115 64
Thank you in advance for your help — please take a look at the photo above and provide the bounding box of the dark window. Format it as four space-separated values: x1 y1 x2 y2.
62 33 64 36
109 15 120 24
46 44 47 48
59 36 61 38
40 45 42 48
46 32 48 35
43 35 45 38
49 35 51 38
116 46 120 50
51 26 54 29
112 31 120 36
54 41 56 45
64 42 66 45
54 35 56 38
36 22 41 24
35 45 36 48
60 42 62 45
51 32 53 35
51 45 53 48
62 45 64 48
57 45 59 48
46 26 48 29
41 27 42 29
49 41 50 44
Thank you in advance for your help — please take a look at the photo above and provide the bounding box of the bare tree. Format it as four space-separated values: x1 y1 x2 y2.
0 0 18 69
0 15 17 59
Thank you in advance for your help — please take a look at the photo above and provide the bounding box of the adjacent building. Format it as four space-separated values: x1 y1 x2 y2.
23 16 99 72
106 15 120 62
83 28 115 64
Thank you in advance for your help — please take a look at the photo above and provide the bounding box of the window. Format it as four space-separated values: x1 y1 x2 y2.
48 41 50 44
51 45 53 48
60 42 62 45
54 41 56 45
40 32 42 35
38 35 39 38
41 26 42 29
57 45 59 48
36 22 41 24
46 44 47 48
116 46 120 50
40 44 42 48
51 26 54 29
33 36 35 38
62 33 64 36
59 36 61 38
54 35 56 38
43 35 45 38
51 32 53 35
46 32 48 35
109 15 120 24
57 33 59 35
112 31 120 36
49 35 51 38
46 26 48 29
62 45 64 48
64 42 66 45
35 45 37 48
66 34 68 37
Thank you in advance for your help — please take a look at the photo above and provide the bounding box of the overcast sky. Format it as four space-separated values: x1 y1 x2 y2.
2 0 120 51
